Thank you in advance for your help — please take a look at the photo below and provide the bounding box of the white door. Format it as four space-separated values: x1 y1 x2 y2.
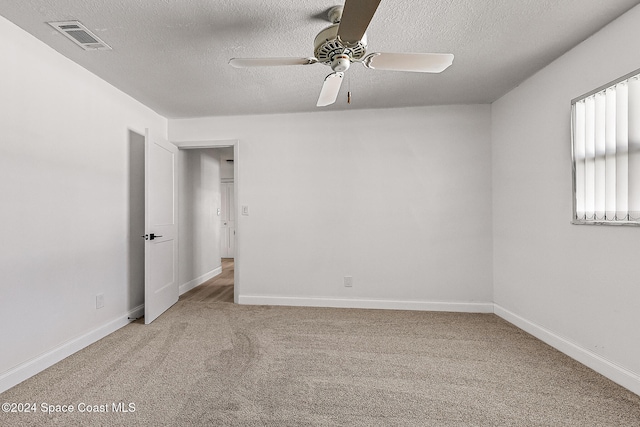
220 182 235 258
144 130 178 324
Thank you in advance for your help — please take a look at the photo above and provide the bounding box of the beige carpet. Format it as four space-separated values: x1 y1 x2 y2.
1 301 639 426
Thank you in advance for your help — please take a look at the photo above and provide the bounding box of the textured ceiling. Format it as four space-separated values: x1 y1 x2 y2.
1 0 639 118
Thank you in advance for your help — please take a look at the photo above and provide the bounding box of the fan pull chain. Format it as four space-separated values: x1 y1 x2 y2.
347 72 352 104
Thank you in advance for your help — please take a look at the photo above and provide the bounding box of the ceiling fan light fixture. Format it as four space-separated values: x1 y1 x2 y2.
331 54 351 72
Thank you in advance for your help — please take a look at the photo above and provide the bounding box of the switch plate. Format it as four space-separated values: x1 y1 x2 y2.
344 276 353 287
242 205 249 216
96 294 104 309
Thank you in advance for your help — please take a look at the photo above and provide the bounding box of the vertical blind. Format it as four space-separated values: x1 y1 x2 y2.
571 71 640 224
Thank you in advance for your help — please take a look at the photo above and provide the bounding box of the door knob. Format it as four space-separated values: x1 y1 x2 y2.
141 233 163 240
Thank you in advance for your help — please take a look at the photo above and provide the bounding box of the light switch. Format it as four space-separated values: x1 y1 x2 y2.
242 205 249 216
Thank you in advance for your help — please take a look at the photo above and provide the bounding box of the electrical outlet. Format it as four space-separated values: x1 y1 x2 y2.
96 294 104 309
344 276 353 287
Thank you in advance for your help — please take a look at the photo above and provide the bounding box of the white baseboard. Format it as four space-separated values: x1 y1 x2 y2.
0 304 144 394
494 304 640 397
238 295 495 313
179 266 222 296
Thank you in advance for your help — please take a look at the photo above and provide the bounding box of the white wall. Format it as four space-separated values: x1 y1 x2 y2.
178 148 222 293
0 16 167 391
492 6 640 393
170 105 493 311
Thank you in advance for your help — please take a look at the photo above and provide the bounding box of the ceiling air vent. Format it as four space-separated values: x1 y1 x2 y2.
48 21 112 51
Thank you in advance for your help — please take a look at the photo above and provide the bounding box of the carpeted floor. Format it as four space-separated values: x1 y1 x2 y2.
1 301 639 426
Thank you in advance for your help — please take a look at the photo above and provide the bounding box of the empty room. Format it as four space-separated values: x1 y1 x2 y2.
1 1 639 425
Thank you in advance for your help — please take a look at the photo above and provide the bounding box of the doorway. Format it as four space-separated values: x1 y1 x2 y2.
127 135 240 319
175 139 240 303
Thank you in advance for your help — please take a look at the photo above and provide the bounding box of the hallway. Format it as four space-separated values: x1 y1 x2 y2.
179 259 234 303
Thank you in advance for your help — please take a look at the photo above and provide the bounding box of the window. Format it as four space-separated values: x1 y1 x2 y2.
571 69 640 225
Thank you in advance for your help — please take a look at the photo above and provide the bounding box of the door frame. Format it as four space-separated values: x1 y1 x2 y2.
174 139 240 303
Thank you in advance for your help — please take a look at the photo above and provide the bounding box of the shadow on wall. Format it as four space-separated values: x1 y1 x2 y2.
128 130 145 310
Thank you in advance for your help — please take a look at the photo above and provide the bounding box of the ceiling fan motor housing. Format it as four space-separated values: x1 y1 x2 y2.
313 24 367 67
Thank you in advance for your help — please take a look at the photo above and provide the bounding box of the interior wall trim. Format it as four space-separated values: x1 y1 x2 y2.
174 139 238 149
494 304 640 397
179 266 223 296
0 304 144 394
238 295 495 313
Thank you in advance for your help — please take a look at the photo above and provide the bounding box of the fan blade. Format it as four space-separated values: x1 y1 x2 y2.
363 52 454 73
229 57 317 68
317 72 344 107
337 0 382 44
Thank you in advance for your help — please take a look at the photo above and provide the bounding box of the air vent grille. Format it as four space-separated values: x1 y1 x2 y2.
48 21 112 51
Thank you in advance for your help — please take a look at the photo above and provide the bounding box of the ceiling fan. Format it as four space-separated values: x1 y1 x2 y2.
228 0 454 107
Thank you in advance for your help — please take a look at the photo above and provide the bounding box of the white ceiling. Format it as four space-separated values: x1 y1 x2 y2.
2 0 639 118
